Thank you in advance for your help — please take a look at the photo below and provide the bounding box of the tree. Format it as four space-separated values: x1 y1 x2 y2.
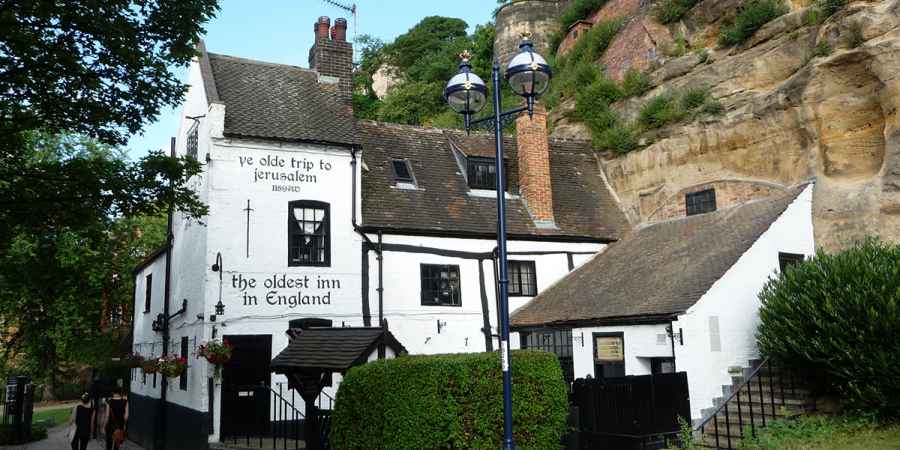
0 0 220 148
0 133 203 397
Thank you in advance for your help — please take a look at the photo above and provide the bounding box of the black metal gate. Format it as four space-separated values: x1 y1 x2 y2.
570 372 691 450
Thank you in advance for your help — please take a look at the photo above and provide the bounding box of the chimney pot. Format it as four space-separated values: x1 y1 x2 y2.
332 18 348 42
516 103 555 225
315 16 331 42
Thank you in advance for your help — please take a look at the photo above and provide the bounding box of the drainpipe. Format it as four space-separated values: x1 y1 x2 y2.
377 231 384 326
157 137 176 449
668 320 677 372
349 149 383 327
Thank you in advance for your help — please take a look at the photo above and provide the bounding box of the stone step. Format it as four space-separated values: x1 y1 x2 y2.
733 390 811 406
214 438 306 450
731 381 810 397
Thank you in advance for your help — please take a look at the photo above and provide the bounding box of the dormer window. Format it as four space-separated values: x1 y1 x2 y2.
685 188 716 216
467 157 506 190
186 122 199 159
391 159 415 185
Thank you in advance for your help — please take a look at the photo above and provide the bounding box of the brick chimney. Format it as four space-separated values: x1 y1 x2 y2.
309 16 353 104
516 103 556 226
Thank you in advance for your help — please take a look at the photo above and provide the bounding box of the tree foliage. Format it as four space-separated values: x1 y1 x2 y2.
0 133 203 393
352 17 499 127
757 239 900 418
0 0 220 147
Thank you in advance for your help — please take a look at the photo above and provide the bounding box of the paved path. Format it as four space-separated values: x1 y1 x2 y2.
0 425 145 450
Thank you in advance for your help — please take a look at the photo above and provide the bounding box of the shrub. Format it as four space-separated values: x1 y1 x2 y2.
817 0 847 18
719 0 789 47
655 0 701 24
700 99 724 115
680 86 709 111
594 123 639 154
812 41 832 58
621 69 652 97
757 239 900 418
330 351 568 449
638 93 683 129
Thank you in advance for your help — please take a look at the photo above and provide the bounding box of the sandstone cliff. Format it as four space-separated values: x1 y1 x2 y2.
546 0 900 250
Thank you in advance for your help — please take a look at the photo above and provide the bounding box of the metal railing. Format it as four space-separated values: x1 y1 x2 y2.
695 358 799 449
221 382 335 450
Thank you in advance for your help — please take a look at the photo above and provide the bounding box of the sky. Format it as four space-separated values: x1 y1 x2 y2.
125 0 499 159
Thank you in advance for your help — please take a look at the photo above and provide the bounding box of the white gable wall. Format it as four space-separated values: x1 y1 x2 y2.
672 184 815 420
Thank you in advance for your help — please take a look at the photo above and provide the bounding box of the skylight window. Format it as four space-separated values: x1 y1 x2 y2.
392 159 415 185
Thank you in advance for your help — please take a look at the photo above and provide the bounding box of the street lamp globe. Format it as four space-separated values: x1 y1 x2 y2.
505 36 552 99
443 51 488 115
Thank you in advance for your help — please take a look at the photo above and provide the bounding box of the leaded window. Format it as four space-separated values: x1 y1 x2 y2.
144 274 152 313
288 201 330 267
779 252 804 272
521 329 574 384
467 157 499 190
508 260 537 297
420 264 461 306
186 122 199 159
391 159 415 184
685 188 717 216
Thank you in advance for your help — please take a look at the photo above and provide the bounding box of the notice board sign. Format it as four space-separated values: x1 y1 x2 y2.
595 336 624 362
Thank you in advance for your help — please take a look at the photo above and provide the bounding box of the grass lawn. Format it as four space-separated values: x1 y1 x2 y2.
739 415 900 450
32 405 74 428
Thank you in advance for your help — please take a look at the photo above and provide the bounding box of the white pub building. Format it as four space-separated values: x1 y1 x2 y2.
128 17 626 449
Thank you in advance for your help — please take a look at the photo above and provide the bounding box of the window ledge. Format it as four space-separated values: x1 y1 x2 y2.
468 189 518 199
391 183 423 191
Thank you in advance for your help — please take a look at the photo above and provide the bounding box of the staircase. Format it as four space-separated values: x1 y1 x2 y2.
695 359 814 449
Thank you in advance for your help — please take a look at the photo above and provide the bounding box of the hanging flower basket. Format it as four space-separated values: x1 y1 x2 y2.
158 356 188 378
122 353 145 369
141 359 160 374
198 339 233 380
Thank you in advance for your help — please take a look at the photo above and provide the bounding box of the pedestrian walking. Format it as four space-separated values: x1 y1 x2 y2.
68 393 95 450
103 388 129 450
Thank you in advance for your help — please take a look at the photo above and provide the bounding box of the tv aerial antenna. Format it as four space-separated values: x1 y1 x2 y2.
321 0 358 61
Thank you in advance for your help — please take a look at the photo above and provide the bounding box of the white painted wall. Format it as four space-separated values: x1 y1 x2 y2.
673 185 815 420
571 324 672 379
371 234 604 355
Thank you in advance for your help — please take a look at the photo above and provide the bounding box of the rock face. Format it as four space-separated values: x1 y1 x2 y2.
548 0 900 250
494 0 569 67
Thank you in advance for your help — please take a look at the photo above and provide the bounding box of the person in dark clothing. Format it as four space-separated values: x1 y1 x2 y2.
69 393 95 450
104 388 129 450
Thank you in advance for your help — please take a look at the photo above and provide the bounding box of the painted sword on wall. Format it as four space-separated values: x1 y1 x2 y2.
244 199 254 258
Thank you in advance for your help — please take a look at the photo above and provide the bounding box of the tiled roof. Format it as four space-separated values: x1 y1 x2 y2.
359 122 629 241
194 45 628 241
270 327 406 372
511 185 809 328
200 47 358 147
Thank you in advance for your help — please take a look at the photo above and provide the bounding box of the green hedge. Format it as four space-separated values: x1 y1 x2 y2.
330 350 568 449
757 239 900 417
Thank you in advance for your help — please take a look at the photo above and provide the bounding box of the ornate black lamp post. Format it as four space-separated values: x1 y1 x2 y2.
443 34 552 450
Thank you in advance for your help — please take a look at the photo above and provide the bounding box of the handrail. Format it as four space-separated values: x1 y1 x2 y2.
694 358 770 432
695 358 799 450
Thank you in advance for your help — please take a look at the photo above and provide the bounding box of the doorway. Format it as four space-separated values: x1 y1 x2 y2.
220 334 272 439
593 332 626 379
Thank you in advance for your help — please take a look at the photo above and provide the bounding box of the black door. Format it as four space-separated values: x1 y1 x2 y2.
221 334 272 439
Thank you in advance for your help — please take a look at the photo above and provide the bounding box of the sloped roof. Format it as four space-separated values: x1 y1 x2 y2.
199 47 358 147
511 185 808 328
359 122 629 241
270 327 406 372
